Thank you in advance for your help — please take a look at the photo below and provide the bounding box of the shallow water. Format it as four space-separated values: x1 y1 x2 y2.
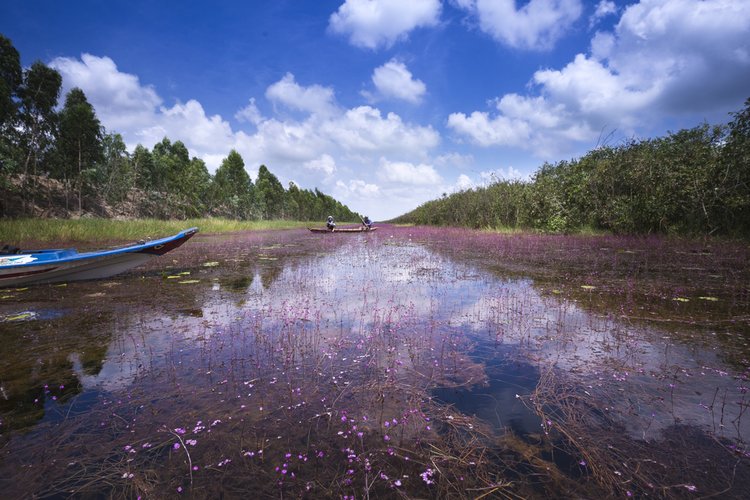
1 227 748 498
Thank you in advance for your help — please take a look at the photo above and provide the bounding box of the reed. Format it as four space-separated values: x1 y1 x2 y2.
0 218 311 243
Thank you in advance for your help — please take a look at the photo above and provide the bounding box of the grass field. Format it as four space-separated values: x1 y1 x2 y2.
0 218 320 244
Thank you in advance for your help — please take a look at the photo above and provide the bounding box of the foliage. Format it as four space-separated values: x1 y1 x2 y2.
396 101 750 238
0 35 358 223
55 87 104 210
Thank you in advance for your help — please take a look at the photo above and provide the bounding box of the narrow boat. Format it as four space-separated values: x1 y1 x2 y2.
308 227 377 233
0 227 198 287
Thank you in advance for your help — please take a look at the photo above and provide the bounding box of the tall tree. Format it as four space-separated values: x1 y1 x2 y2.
99 133 132 204
57 87 103 211
255 164 286 219
213 149 253 218
0 35 21 134
0 35 22 180
18 62 62 176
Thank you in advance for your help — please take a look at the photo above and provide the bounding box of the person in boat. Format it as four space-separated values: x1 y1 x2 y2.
326 215 336 231
362 216 373 230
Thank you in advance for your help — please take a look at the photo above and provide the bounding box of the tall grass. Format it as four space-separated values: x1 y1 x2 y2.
0 218 311 243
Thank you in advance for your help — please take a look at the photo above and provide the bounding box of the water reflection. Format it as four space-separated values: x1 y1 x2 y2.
0 228 748 498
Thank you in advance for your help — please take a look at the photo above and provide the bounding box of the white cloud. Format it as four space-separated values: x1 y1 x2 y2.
377 159 443 185
49 54 440 218
335 179 381 197
590 1 617 27
50 54 161 131
329 0 441 49
371 60 426 103
447 110 531 147
455 174 473 190
265 73 338 117
304 154 337 175
235 97 264 125
435 152 474 168
322 106 439 154
456 0 583 50
448 0 750 158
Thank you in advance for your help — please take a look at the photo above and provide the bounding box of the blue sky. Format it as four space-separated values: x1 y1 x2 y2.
3 0 749 219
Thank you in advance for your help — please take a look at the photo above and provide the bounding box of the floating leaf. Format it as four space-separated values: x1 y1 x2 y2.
203 261 220 267
166 275 181 279
1 295 13 299
551 289 562 294
179 271 191 275
581 285 596 290
2 311 36 322
14 287 28 291
673 297 690 302
698 296 719 302
179 280 200 284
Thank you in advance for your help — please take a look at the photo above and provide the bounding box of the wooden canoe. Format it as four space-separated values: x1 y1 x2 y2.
308 227 377 233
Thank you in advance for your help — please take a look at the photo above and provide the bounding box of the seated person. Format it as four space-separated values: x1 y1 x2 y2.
362 216 372 229
326 215 336 230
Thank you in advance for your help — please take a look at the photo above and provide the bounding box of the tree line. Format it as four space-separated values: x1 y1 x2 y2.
395 98 750 238
0 34 358 222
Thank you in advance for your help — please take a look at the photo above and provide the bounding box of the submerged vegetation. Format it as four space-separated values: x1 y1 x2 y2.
1 226 749 498
396 98 750 238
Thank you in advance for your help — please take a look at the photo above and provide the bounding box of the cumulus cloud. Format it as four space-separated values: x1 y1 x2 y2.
235 97 264 125
329 0 441 49
370 60 426 103
456 0 583 50
448 0 750 158
49 53 440 218
590 0 617 27
304 154 337 175
377 159 443 185
265 73 338 117
50 54 161 131
335 179 381 197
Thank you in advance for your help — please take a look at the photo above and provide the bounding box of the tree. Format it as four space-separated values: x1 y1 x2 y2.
212 149 253 218
99 133 132 204
132 144 154 190
0 35 22 182
18 62 62 177
255 164 286 219
0 34 21 134
718 97 750 236
57 88 103 211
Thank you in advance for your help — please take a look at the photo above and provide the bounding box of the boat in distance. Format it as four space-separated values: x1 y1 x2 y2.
308 227 377 233
0 227 198 287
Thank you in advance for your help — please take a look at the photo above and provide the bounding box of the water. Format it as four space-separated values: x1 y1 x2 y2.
1 226 748 498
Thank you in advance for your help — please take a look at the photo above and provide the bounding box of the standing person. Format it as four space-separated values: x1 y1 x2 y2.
326 215 336 231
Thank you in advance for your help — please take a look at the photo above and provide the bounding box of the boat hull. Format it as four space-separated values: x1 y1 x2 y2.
308 227 377 233
0 227 198 287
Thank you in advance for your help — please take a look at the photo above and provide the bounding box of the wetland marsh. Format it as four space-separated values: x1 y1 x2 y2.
1 226 749 498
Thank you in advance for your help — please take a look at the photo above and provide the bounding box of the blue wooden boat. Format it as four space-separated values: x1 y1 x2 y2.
0 227 198 287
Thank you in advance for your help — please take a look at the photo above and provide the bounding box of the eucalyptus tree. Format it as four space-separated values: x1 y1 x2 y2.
99 133 132 204
57 87 103 211
18 61 62 178
0 35 22 181
213 149 254 218
255 164 286 219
